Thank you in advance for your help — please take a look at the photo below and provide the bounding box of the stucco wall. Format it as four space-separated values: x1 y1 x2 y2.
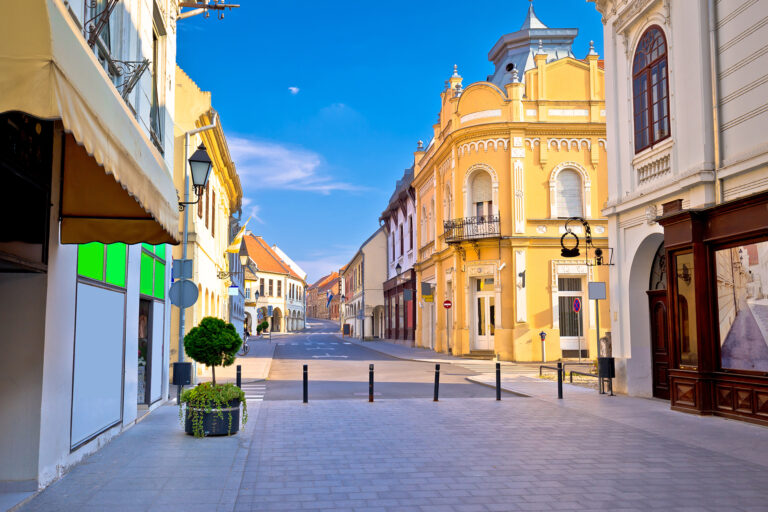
0 274 46 488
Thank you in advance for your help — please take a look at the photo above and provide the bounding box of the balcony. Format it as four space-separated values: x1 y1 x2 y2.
443 216 500 243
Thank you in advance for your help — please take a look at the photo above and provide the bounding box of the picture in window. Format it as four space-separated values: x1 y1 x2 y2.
716 241 768 372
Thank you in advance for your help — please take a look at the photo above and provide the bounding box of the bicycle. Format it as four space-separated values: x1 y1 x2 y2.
238 335 250 357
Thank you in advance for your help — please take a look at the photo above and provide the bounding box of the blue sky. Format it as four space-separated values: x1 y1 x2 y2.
177 0 604 283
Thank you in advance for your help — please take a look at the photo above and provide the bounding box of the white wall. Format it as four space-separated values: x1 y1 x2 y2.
386 197 417 280
0 274 46 489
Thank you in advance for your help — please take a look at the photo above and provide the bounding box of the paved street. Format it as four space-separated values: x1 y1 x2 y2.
266 319 509 400
16 321 768 512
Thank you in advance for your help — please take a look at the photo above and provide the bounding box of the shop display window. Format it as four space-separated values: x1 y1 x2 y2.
715 241 768 372
675 252 698 368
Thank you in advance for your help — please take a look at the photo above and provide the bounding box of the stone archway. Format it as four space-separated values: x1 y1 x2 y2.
272 308 283 332
626 232 665 397
244 311 252 332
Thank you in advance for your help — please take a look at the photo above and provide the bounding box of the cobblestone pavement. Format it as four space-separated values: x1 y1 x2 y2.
19 395 768 512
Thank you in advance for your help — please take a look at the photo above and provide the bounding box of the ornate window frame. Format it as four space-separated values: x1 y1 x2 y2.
632 25 671 153
463 163 499 218
549 161 591 219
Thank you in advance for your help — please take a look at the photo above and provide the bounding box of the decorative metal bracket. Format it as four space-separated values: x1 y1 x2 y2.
113 59 150 100
178 1 240 20
560 217 614 266
84 0 120 48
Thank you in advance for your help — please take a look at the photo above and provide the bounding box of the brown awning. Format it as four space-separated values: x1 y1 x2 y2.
0 0 179 244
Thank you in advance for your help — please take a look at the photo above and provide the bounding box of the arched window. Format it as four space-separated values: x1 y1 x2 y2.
430 198 435 240
444 185 452 221
471 172 493 219
421 206 427 244
556 169 583 218
633 26 670 153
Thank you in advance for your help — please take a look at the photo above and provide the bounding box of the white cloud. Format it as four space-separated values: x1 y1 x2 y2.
229 136 364 194
296 257 346 284
240 198 264 224
288 86 300 95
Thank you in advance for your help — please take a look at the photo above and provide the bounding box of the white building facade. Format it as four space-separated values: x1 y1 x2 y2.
242 234 306 333
0 0 179 494
381 167 417 345
593 0 768 424
341 227 388 340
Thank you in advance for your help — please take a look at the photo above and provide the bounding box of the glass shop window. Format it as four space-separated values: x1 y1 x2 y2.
675 252 698 368
715 241 768 372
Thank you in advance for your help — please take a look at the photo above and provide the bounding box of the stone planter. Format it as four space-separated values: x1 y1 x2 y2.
184 398 241 436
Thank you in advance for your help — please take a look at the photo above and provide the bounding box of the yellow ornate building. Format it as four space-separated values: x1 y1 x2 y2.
170 66 243 368
413 6 610 361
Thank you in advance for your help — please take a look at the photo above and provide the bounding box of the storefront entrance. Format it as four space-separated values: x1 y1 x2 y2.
648 242 670 399
658 194 768 425
648 290 670 399
472 278 495 351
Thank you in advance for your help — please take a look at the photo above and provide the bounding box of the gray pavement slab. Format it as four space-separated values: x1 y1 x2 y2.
18 393 768 512
15 318 768 511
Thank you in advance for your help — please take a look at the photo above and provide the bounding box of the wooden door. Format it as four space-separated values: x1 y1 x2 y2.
648 290 670 399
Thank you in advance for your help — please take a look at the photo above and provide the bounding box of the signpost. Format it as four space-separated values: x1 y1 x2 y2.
589 281 607 358
443 300 452 309
169 279 198 309
573 297 582 362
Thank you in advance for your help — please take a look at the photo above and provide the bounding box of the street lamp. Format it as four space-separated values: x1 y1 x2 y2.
395 263 402 275
178 143 213 210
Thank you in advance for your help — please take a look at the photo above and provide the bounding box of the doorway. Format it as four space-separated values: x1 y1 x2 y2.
137 299 152 406
558 277 586 358
472 278 495 351
648 242 670 399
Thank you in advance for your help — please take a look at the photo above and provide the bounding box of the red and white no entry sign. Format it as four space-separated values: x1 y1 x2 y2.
443 300 452 309
572 297 581 313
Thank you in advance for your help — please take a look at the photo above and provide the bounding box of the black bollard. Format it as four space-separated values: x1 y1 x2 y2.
557 361 563 399
236 365 242 388
434 364 440 402
369 364 374 402
303 364 308 404
496 362 501 401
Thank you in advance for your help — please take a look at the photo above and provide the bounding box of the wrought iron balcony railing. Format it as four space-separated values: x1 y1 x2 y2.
443 215 500 243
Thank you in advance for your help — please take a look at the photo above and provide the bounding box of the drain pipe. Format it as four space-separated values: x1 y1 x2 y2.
178 111 218 363
707 0 723 204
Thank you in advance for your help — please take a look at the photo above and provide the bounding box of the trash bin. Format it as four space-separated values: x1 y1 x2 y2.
597 357 615 379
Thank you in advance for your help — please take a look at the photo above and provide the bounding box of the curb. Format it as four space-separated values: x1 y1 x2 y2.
464 376 531 398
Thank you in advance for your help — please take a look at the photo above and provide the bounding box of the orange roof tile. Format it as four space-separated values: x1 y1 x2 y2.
309 271 339 290
243 234 302 280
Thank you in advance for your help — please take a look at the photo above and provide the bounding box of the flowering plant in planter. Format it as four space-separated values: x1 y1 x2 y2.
180 317 247 437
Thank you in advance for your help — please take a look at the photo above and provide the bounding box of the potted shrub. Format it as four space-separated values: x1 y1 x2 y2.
180 317 248 437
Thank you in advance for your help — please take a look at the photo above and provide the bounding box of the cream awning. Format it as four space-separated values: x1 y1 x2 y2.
0 0 179 244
